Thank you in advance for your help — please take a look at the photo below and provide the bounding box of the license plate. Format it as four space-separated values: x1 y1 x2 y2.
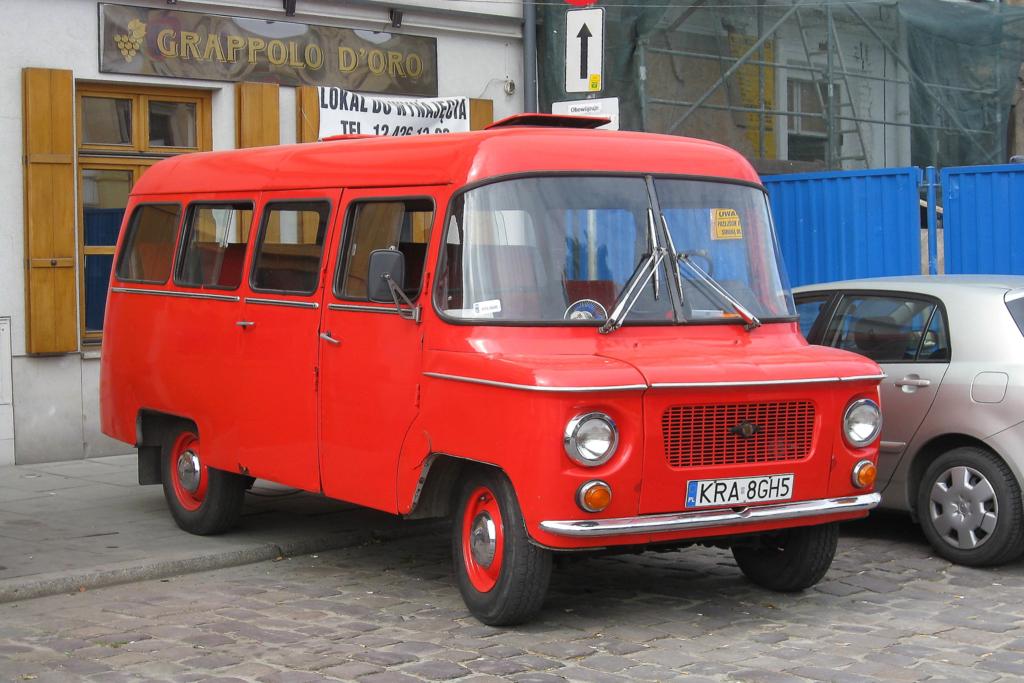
685 474 794 509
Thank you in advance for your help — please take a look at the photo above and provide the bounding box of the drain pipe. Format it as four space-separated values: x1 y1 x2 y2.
523 0 537 112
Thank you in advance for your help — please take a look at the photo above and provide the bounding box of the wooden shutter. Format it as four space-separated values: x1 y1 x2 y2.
469 99 494 131
23 68 77 354
296 86 320 143
236 82 280 148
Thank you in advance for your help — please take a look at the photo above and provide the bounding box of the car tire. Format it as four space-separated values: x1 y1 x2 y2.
917 446 1024 566
452 468 552 626
161 426 247 535
732 523 838 591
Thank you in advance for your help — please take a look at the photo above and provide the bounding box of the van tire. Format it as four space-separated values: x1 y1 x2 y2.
452 469 552 626
917 447 1024 566
160 427 246 535
731 522 838 592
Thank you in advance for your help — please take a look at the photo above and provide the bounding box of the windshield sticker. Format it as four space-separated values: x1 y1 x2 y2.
472 299 502 316
711 208 743 240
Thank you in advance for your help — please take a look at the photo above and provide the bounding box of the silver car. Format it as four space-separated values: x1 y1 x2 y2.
795 275 1024 566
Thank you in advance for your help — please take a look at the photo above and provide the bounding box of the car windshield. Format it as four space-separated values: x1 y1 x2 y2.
655 178 796 321
434 175 795 325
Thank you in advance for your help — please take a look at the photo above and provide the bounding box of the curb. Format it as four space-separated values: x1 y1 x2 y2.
0 521 447 605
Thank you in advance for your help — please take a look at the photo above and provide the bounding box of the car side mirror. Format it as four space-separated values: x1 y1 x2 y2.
367 249 406 303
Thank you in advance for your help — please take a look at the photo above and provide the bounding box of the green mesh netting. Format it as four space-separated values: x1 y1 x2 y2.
538 0 1024 170
901 0 1024 167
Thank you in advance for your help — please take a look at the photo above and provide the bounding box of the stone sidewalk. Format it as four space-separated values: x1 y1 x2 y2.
0 454 435 603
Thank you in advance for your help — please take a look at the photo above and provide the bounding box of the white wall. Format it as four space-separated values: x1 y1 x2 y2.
0 0 523 463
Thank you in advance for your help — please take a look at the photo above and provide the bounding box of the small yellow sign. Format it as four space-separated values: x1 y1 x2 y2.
588 74 602 91
711 208 743 240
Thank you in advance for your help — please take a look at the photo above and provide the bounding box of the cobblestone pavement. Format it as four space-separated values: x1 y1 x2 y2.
1 512 1022 683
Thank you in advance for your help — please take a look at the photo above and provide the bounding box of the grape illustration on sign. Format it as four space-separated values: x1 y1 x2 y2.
564 8 604 93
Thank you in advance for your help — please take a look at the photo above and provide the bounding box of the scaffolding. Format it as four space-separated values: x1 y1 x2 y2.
539 0 1024 170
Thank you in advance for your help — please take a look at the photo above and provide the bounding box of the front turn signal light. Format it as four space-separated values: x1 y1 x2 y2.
577 480 612 512
852 460 877 489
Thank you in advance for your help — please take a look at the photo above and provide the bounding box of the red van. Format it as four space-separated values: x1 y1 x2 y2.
101 115 883 625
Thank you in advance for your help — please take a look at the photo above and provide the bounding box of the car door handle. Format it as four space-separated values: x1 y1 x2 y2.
895 377 931 387
319 332 340 345
236 320 256 328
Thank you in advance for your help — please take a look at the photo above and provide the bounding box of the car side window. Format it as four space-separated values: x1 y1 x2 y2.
825 294 945 363
337 198 434 300
176 203 253 290
115 204 181 284
795 295 831 340
250 201 330 295
919 305 951 361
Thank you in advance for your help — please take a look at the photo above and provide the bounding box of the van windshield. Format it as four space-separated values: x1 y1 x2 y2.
434 176 795 325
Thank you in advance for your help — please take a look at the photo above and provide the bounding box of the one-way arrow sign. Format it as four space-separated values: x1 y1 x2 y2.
565 8 604 93
577 24 592 80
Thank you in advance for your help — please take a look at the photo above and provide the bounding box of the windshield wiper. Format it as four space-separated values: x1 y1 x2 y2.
676 253 762 331
647 209 660 301
599 246 667 334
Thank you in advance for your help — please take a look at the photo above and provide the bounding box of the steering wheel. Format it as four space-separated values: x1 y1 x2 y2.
564 299 608 321
680 249 713 277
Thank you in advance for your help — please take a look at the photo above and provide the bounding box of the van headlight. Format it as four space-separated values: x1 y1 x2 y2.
843 399 881 448
564 413 618 466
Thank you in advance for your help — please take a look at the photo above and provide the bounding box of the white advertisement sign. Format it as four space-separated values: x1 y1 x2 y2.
552 97 619 130
318 86 470 139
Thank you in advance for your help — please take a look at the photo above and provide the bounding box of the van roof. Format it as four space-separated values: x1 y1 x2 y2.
130 126 762 196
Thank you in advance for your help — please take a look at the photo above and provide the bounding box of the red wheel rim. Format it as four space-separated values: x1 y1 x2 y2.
169 432 208 511
461 485 505 593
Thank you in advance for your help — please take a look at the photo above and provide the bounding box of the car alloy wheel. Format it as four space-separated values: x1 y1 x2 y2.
928 465 997 550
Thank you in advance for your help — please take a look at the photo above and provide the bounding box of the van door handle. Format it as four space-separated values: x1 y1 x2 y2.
236 321 255 328
895 377 931 388
320 332 340 345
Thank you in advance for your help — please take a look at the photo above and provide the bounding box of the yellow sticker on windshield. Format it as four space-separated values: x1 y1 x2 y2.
711 208 743 240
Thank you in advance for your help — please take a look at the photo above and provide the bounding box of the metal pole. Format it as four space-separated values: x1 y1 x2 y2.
825 4 835 169
523 0 537 112
667 0 803 135
638 37 649 131
645 45 996 94
758 0 766 160
926 166 939 275
646 97 992 134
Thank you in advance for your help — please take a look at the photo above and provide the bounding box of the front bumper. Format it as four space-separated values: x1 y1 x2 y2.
539 492 880 538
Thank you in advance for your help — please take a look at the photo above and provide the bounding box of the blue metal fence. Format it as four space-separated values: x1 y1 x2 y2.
762 168 923 287
942 164 1024 275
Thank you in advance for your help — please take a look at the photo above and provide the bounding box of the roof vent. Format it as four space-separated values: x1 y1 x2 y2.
485 113 611 130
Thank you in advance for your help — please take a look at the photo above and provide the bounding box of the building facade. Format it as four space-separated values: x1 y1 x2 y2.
1 0 524 464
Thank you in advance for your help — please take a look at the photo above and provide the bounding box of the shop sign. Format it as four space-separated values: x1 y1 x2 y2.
99 4 438 96
318 87 469 138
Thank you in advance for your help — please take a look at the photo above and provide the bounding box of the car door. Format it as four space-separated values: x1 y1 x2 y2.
234 190 337 491
317 188 441 512
818 291 951 489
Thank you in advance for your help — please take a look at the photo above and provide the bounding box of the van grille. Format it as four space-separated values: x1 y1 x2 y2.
661 401 815 468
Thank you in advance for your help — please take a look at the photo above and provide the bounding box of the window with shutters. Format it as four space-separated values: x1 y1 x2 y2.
76 84 211 342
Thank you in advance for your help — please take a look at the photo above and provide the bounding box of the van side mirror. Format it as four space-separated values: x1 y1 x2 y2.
368 249 405 303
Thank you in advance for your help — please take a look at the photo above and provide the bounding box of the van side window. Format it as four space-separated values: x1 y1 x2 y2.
338 199 434 300
250 201 330 295
176 203 253 289
114 204 181 284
